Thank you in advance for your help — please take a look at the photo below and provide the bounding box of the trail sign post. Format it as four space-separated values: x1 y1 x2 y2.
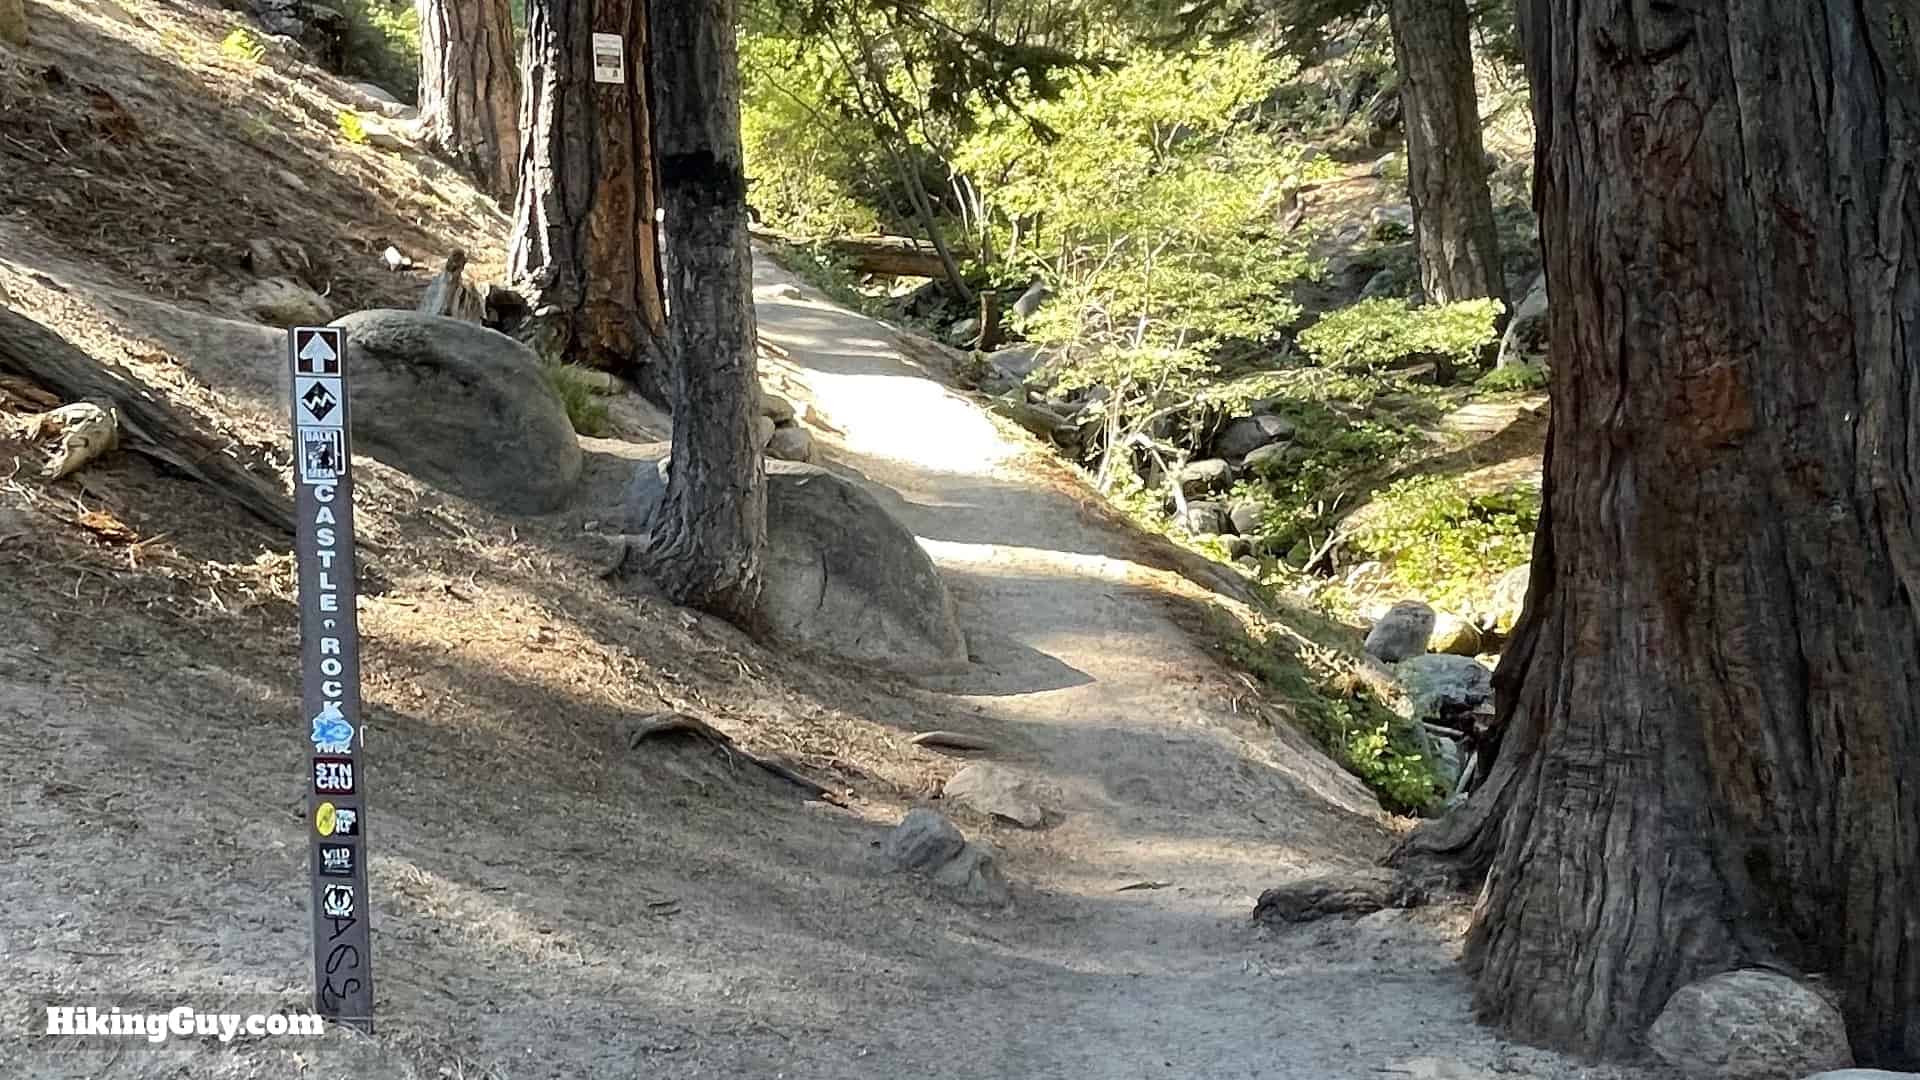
289 326 374 1031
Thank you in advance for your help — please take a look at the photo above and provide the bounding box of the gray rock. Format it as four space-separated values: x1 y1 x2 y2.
883 808 968 871
1360 267 1404 300
347 81 411 119
943 763 1045 828
987 344 1046 379
765 425 814 463
882 809 1010 906
1428 613 1484 657
1229 500 1263 536
1242 443 1290 475
1225 535 1253 559
332 310 582 513
1213 414 1296 460
947 317 979 345
1648 970 1852 1080
1183 501 1231 536
1486 563 1532 632
1365 600 1436 662
237 277 334 327
1802 1073 1920 1079
1011 280 1051 320
1496 273 1549 369
1396 654 1493 723
628 459 967 672
931 842 1011 906
1370 204 1414 234
754 414 777 448
758 392 796 424
358 118 409 152
1369 152 1398 178
1177 458 1233 496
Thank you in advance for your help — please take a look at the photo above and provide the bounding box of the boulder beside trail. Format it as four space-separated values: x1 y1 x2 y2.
1365 601 1436 662
331 310 582 513
1648 970 1853 1080
1486 563 1532 632
943 763 1045 828
1396 654 1493 723
766 425 814 463
883 809 1010 906
628 458 967 673
1177 458 1234 496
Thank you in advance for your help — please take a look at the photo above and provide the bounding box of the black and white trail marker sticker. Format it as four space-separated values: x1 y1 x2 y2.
288 325 373 1031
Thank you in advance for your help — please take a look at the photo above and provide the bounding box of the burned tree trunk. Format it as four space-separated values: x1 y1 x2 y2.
1410 0 1920 1064
416 0 520 198
1386 0 1504 309
636 0 765 622
508 0 667 384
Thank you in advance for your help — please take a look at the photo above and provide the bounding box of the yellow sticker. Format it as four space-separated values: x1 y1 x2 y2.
316 801 336 837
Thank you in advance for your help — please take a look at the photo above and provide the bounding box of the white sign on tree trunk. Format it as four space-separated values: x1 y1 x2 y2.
592 33 624 85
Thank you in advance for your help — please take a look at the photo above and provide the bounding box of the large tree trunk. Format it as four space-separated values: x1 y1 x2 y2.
416 0 520 198
1386 0 1504 310
1431 0 1920 1064
508 0 667 384
636 0 765 623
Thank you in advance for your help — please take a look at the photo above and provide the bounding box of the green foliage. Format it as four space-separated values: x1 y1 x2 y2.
740 35 885 236
336 110 368 144
959 44 1328 353
1298 297 1506 371
220 28 266 64
1219 618 1441 815
1349 475 1538 609
1475 362 1549 394
335 0 419 105
541 364 611 437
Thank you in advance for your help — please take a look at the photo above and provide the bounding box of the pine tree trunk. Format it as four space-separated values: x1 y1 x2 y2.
1447 0 1920 1063
508 0 667 381
416 0 520 198
637 0 765 622
1386 0 1504 309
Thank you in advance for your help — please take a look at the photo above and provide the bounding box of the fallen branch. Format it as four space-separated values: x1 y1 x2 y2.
909 730 996 752
0 306 296 534
416 250 484 323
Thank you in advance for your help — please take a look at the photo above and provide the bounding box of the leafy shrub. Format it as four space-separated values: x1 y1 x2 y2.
1476 362 1549 394
542 364 611 437
739 35 883 237
1298 297 1505 370
1219 619 1441 815
220 28 266 64
336 110 368 144
1349 475 1538 608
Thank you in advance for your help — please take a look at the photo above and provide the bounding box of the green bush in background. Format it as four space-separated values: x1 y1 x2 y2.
336 0 420 104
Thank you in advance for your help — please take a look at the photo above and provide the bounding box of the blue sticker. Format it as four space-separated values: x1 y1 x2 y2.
310 703 355 754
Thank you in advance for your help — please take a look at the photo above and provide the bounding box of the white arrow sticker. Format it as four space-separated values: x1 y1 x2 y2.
294 328 342 376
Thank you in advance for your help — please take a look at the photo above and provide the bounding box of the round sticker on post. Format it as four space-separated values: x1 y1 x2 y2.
316 801 336 837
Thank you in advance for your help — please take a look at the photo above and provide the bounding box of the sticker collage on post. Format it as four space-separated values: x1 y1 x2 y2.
290 325 373 1030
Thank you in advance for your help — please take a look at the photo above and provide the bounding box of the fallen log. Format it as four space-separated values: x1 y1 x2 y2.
751 225 965 279
0 306 297 534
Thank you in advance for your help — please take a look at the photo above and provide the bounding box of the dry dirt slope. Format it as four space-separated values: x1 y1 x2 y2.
2 2 1669 1077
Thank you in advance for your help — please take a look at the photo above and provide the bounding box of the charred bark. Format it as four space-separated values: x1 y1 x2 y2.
1411 0 1920 1064
508 0 667 383
416 0 520 198
636 0 765 623
1386 0 1504 310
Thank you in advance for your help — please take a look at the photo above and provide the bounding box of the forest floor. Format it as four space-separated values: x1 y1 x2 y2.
1 0 1667 1076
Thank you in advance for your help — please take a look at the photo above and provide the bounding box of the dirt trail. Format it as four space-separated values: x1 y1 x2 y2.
745 259 1658 1080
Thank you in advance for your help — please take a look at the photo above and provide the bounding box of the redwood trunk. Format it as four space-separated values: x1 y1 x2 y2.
1386 0 1504 309
637 0 765 622
1448 0 1920 1064
508 0 667 380
416 0 520 198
